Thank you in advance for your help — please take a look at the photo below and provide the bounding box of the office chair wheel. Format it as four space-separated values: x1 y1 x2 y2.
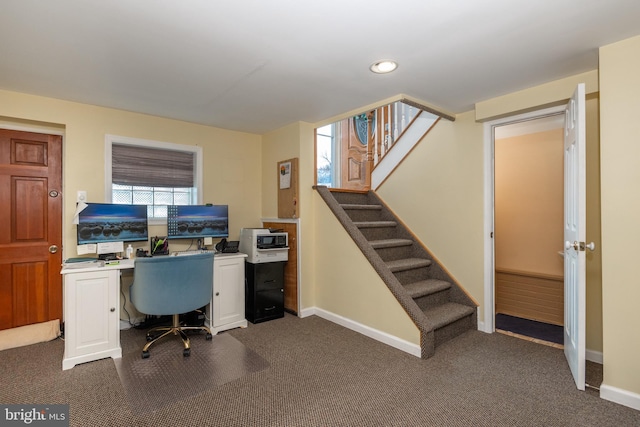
183 348 191 357
206 333 212 340
142 350 150 359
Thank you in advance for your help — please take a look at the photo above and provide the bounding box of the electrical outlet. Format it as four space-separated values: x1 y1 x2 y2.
77 191 87 203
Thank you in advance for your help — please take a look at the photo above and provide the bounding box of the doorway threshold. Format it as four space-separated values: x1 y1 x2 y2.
496 328 564 350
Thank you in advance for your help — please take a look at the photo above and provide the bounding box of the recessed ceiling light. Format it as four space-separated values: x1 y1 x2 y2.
370 60 398 74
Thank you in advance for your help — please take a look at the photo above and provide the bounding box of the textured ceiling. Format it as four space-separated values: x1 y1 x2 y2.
2 0 640 134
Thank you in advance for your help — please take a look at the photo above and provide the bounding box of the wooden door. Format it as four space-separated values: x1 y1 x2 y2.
563 84 586 391
0 129 63 330
262 221 298 314
340 113 374 191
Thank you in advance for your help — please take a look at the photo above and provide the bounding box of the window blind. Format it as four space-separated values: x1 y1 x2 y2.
112 143 195 188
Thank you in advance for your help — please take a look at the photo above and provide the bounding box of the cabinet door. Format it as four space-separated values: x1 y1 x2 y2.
254 289 284 320
213 257 245 326
253 262 285 291
64 270 119 358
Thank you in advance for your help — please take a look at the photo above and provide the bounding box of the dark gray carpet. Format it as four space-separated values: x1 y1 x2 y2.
1 313 638 426
114 331 269 414
496 313 564 344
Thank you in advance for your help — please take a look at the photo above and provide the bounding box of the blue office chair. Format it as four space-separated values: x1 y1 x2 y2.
130 253 214 358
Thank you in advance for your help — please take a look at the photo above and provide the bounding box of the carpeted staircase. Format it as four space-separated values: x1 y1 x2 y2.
315 186 477 359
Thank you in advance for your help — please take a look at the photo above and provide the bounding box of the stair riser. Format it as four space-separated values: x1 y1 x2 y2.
393 267 432 285
359 226 399 241
434 313 475 347
344 209 384 223
375 245 415 262
414 289 451 311
331 192 371 205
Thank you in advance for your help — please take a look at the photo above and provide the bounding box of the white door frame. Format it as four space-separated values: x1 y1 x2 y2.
481 105 565 333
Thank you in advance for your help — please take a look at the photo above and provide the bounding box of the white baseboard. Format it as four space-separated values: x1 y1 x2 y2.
600 384 640 411
0 320 60 351
477 320 491 333
300 307 421 358
586 349 603 364
299 307 316 318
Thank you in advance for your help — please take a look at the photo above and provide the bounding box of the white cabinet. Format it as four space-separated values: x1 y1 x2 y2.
207 252 248 334
61 267 122 370
59 254 246 370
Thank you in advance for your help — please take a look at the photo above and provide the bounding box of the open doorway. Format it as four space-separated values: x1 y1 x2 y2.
493 114 565 346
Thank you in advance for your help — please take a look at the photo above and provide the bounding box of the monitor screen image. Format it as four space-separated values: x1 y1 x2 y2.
77 203 149 245
167 205 229 239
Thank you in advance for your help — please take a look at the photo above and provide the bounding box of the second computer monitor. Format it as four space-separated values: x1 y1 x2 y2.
167 205 229 240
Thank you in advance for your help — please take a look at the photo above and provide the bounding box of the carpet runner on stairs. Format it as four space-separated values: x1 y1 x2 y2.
315 186 478 358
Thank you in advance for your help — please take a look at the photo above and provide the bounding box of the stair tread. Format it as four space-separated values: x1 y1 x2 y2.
341 204 382 210
404 279 451 299
386 258 432 272
370 238 413 249
424 302 475 329
354 220 397 228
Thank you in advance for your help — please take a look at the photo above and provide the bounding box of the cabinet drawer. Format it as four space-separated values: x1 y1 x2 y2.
253 263 285 290
255 289 284 320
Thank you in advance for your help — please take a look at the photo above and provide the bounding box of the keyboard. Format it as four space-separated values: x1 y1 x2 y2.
173 250 216 256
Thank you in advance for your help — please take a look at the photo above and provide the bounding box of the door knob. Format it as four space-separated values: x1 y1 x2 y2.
49 245 59 254
565 241 595 252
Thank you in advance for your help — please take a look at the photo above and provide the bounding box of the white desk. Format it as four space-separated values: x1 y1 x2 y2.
60 253 247 370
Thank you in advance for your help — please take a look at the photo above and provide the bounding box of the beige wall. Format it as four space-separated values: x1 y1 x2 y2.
261 121 317 310
312 192 419 343
476 70 599 121
377 111 485 314
599 35 640 398
495 129 564 276
0 89 263 259
585 94 603 355
261 122 301 219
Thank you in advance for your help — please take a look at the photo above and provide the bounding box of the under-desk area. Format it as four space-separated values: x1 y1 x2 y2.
60 252 248 370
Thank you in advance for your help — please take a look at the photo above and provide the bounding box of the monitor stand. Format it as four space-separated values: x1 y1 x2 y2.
98 253 118 261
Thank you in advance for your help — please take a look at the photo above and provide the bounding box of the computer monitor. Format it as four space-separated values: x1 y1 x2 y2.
77 203 149 245
167 205 229 239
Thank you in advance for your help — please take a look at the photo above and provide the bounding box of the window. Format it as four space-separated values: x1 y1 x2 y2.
105 135 203 222
316 124 336 187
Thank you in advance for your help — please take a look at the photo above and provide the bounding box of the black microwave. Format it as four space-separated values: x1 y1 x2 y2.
256 233 287 249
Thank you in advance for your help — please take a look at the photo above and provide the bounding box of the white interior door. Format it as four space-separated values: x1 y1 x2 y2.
563 83 586 390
